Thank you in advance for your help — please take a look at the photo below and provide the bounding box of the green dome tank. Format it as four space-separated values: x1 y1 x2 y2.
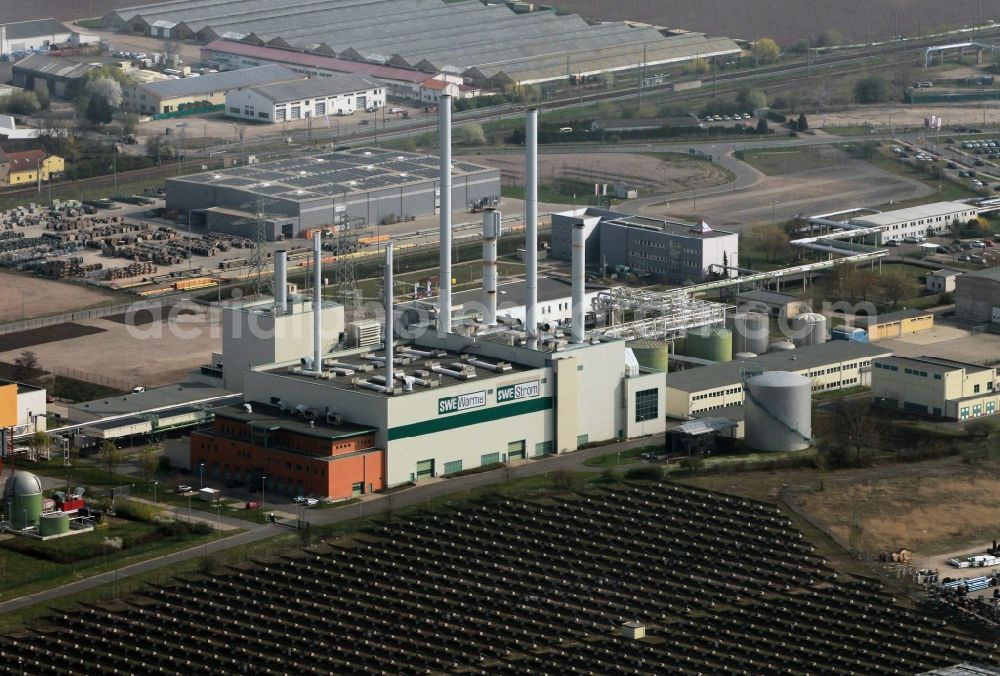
39 512 70 536
626 339 669 372
2 471 44 530
683 326 733 363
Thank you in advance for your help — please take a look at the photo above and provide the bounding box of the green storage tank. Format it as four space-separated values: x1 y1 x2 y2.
2 471 44 530
683 326 733 363
626 339 669 372
39 512 70 537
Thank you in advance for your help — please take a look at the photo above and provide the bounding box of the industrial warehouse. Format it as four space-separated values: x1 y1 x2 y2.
101 0 741 86
165 147 500 239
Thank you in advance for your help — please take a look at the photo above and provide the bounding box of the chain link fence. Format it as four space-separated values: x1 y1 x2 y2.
51 366 134 392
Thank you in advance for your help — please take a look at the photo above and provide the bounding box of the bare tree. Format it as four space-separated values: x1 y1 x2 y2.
13 350 40 382
835 398 876 466
137 444 159 486
879 267 918 310
753 226 789 262
101 440 122 481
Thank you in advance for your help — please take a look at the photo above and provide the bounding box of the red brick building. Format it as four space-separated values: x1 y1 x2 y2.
191 404 384 500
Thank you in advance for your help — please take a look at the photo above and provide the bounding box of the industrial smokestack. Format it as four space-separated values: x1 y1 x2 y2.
438 94 452 334
525 108 538 349
312 231 322 373
571 222 586 344
482 208 500 326
274 249 287 315
385 242 394 393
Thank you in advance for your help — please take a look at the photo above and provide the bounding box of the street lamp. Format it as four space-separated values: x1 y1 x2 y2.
175 122 189 176
199 462 205 490
153 481 158 506
261 475 267 520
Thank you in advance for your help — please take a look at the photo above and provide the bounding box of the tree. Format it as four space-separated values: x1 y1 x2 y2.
815 29 843 48
85 96 114 125
137 444 159 486
834 398 876 466
737 86 767 112
755 117 769 134
753 38 780 64
966 418 998 438
30 431 53 459
879 267 917 309
854 75 892 104
101 440 122 480
86 77 123 109
0 91 40 116
460 123 486 145
753 226 788 262
146 134 174 162
34 80 50 110
686 56 710 75
797 112 809 131
843 266 878 302
121 112 139 136
13 350 40 382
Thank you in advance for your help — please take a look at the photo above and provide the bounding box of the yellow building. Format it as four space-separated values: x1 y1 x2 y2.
0 383 16 428
872 355 999 420
5 150 63 185
853 309 933 342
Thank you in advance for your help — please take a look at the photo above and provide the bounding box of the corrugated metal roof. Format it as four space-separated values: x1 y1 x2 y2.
136 63 299 100
11 54 101 79
203 40 430 83
246 74 379 103
2 18 71 40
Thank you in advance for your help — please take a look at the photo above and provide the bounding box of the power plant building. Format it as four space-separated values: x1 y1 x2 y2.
164 148 500 239
551 208 739 284
871 355 1000 420
665 341 891 418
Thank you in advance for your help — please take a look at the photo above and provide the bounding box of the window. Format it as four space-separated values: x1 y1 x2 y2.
443 460 463 475
975 384 981 394
534 441 553 456
481 452 500 466
635 388 658 422
576 434 589 446
229 107 239 113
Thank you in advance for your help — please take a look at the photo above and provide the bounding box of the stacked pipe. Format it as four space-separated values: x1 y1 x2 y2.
438 94 452 334
525 108 538 349
482 208 500 326
385 242 394 393
571 222 586 344
274 250 287 316
313 231 322 374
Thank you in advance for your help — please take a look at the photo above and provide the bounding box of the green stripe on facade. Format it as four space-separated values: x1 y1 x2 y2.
388 397 553 440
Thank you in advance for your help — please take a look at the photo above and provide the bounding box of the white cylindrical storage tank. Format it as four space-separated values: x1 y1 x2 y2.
729 311 769 356
791 312 827 347
745 371 812 452
768 339 796 353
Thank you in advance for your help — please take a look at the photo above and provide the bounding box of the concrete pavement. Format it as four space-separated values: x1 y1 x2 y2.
0 432 664 614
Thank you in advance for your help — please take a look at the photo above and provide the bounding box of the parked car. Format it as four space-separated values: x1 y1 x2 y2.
305 497 319 506
293 495 306 504
959 254 972 261
947 162 958 169
176 485 192 494
245 500 261 509
884 240 900 247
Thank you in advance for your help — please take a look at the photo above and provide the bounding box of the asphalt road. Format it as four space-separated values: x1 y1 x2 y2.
0 432 664 614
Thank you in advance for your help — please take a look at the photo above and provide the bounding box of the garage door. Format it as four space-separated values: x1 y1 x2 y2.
507 440 525 461
416 458 435 478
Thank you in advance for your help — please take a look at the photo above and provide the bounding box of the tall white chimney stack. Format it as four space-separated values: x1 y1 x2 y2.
312 232 322 373
274 249 288 315
571 222 586 344
384 242 394 392
482 208 500 326
437 94 452 334
525 108 538 349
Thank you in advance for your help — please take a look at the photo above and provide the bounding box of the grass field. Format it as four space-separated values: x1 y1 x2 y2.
738 146 844 175
793 464 1000 557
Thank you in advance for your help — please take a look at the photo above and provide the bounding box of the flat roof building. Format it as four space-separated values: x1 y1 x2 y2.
850 201 979 244
165 147 500 238
225 74 384 123
665 341 891 418
122 63 300 114
551 207 739 284
872 355 999 420
852 308 934 342
955 267 1000 324
927 269 960 294
734 289 811 318
0 19 98 55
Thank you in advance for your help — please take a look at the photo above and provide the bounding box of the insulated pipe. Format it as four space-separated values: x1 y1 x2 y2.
385 241 394 393
274 249 287 315
438 94 452 334
525 108 538 349
571 222 586 344
313 232 322 373
482 208 500 326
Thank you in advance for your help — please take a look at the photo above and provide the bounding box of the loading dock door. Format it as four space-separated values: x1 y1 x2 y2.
507 440 526 461
416 458 435 478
